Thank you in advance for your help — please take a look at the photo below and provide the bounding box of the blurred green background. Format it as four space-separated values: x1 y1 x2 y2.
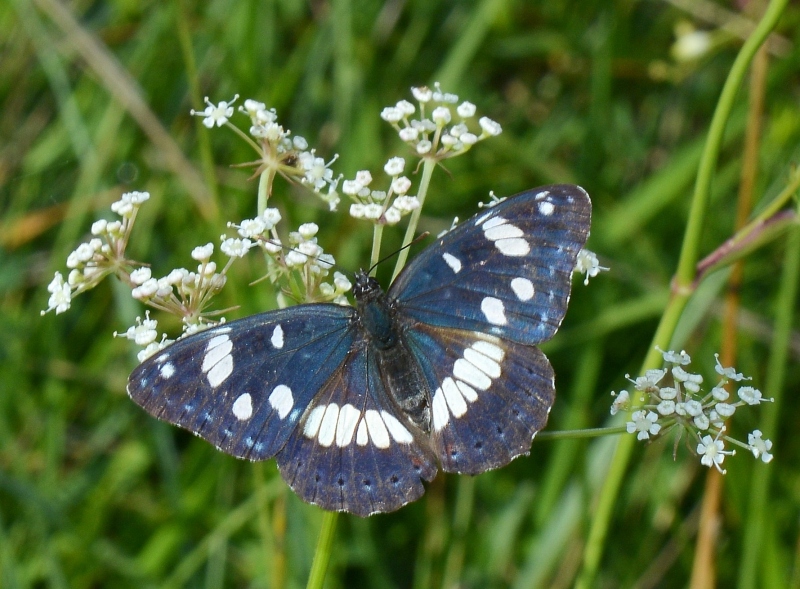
2 0 799 587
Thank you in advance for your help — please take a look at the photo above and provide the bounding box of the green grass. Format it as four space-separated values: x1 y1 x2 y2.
3 1 800 587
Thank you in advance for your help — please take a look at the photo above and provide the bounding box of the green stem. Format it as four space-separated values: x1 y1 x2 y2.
575 2 788 586
370 224 385 274
738 223 800 587
392 158 437 281
257 167 277 216
536 425 628 441
675 0 789 288
306 511 338 589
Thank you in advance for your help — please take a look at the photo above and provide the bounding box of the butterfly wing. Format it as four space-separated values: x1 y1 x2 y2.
275 342 438 516
127 305 355 461
405 324 554 473
389 185 591 345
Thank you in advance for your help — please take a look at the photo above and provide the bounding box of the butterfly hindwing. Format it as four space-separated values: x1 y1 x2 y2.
275 343 438 516
127 305 355 460
404 323 555 474
390 185 591 345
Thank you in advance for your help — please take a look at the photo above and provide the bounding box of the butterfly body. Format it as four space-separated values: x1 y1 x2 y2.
128 185 592 516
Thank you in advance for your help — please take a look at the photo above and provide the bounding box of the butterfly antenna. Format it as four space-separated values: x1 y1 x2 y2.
366 232 430 276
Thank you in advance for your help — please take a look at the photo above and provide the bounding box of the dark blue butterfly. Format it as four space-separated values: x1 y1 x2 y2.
127 185 592 516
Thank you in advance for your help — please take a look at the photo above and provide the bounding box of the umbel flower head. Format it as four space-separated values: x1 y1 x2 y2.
611 348 774 474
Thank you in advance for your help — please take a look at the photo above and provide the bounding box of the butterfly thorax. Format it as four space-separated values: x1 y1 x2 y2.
353 272 432 433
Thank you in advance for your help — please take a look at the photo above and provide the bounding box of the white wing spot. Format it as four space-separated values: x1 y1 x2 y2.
442 252 462 273
454 358 492 390
232 393 253 421
442 377 468 417
481 216 506 229
538 201 555 216
432 388 450 431
365 409 390 449
484 223 524 241
464 347 501 378
494 238 530 256
317 403 340 447
456 380 478 402
206 355 233 388
511 277 534 301
535 190 551 200
271 324 284 349
303 405 327 438
335 404 361 447
381 411 413 444
356 419 369 446
268 384 294 419
160 362 175 379
471 340 505 362
481 296 507 326
202 335 233 388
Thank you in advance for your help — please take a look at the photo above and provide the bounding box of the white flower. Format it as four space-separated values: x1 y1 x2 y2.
715 403 735 418
118 313 159 347
237 217 267 238
393 195 420 213
697 434 734 474
192 243 214 261
748 430 774 463
478 116 502 136
384 157 405 176
364 203 383 220
416 140 432 155
631 368 667 391
659 348 692 365
91 219 108 235
293 136 309 150
738 386 768 405
610 390 629 416
432 106 452 125
262 208 282 229
333 272 351 293
221 238 252 258
656 400 675 416
285 250 308 266
714 354 748 381
241 99 266 119
683 399 703 417
399 127 419 142
574 249 607 285
457 101 476 118
391 176 412 195
711 385 729 401
380 107 403 123
191 95 238 128
355 171 373 186
130 267 152 285
350 203 365 219
627 410 661 440
132 278 159 300
460 132 478 145
658 386 677 400
693 414 710 430
395 100 415 115
298 223 319 239
383 207 401 225
342 180 363 195
411 86 432 103
42 272 72 315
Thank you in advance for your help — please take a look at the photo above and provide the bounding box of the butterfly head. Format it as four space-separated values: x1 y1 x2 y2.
352 272 383 304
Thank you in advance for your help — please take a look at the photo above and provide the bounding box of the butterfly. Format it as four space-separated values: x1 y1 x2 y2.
127 184 592 516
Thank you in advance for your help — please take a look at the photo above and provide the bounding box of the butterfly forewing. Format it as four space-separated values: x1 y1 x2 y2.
127 305 354 460
390 185 591 345
275 343 437 516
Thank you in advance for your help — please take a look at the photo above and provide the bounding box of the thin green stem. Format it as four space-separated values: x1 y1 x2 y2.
392 158 437 281
370 224 385 274
738 223 800 587
536 425 628 441
257 168 277 216
306 511 339 589
576 2 788 586
675 0 789 287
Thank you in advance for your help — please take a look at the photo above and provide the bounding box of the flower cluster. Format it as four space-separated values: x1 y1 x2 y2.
41 191 150 316
611 348 774 473
228 212 350 304
343 158 421 225
380 83 502 160
192 96 341 211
